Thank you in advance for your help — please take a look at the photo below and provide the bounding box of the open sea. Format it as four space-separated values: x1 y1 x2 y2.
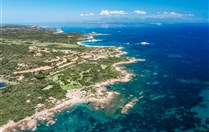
32 23 208 132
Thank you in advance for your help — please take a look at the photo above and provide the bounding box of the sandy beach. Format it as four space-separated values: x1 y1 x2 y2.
0 88 119 132
77 41 115 48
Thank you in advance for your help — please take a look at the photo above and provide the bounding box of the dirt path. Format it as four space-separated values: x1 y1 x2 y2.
14 66 53 74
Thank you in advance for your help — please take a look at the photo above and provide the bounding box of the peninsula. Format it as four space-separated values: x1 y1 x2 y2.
0 25 138 131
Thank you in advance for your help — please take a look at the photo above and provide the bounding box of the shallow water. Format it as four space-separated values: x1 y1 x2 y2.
32 23 209 131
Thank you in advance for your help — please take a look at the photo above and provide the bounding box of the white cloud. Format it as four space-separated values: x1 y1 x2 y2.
165 12 183 17
100 10 128 16
187 14 194 17
152 12 194 18
100 10 111 16
110 10 128 15
80 13 94 17
134 10 147 15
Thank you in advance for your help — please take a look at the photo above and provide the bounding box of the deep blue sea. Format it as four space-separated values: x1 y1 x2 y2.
34 23 209 132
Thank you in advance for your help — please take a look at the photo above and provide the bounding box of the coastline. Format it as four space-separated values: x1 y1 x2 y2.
0 36 139 132
77 41 115 48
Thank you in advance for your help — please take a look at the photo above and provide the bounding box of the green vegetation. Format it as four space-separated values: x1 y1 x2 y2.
0 80 65 124
0 25 130 126
1 25 83 44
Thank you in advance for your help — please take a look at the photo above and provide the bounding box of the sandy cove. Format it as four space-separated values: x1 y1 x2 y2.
0 88 119 132
0 38 141 132
77 41 115 48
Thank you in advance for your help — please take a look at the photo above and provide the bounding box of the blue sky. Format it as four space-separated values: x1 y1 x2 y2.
1 0 208 23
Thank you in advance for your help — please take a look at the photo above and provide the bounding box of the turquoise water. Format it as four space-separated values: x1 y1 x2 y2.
31 23 209 131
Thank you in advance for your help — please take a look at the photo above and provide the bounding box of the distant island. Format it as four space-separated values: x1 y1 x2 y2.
0 25 138 131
